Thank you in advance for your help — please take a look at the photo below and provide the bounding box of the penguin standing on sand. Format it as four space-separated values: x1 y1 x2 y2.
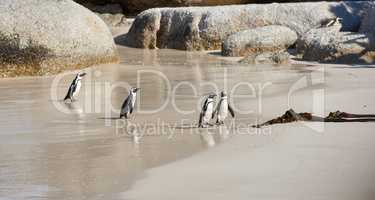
198 94 217 128
120 87 140 119
212 91 235 125
64 72 86 102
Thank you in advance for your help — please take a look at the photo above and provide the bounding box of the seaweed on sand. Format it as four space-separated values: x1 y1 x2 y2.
253 109 375 128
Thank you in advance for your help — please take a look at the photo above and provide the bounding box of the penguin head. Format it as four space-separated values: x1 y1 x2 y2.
77 72 86 79
208 94 217 99
220 91 227 98
131 87 140 93
337 17 343 23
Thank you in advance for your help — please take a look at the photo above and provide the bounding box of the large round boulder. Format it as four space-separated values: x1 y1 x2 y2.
122 1 371 51
222 25 297 57
296 27 375 63
0 0 118 77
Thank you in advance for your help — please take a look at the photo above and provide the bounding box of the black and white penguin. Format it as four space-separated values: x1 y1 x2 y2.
64 72 86 102
320 17 343 28
120 87 140 119
198 94 217 128
212 91 235 125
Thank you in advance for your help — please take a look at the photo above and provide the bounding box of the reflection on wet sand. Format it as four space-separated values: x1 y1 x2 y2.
0 46 315 199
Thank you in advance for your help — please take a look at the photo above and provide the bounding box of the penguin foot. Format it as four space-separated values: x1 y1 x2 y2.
119 114 129 119
199 124 208 128
198 122 215 128
215 121 224 125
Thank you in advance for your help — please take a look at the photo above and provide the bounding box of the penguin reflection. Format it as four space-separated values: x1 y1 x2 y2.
199 129 216 147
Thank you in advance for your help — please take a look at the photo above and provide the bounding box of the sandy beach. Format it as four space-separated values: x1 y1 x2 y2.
2 0 375 199
123 63 375 200
1 42 375 199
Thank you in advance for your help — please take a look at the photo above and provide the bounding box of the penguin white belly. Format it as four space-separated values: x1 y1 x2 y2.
218 100 228 121
72 81 81 98
131 93 137 109
203 102 213 123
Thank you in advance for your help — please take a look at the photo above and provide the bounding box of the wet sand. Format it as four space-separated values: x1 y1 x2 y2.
0 44 318 199
0 43 374 200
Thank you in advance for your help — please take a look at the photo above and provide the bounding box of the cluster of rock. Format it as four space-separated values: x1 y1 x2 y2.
0 0 118 77
124 1 375 64
2 0 374 78
297 4 375 64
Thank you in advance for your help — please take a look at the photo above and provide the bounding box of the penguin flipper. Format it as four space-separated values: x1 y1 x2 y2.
64 76 78 101
64 86 73 101
63 92 70 101
212 99 222 119
121 95 132 114
212 109 217 119
198 112 204 128
228 104 235 118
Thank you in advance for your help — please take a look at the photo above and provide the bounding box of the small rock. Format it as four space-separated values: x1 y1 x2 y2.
240 51 290 65
222 25 297 57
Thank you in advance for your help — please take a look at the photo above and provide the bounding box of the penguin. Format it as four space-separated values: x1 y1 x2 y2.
120 87 140 119
212 91 235 125
320 17 343 28
64 72 86 102
198 94 217 128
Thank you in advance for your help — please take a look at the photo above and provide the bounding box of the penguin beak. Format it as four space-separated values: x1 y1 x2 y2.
135 88 140 92
80 73 87 77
